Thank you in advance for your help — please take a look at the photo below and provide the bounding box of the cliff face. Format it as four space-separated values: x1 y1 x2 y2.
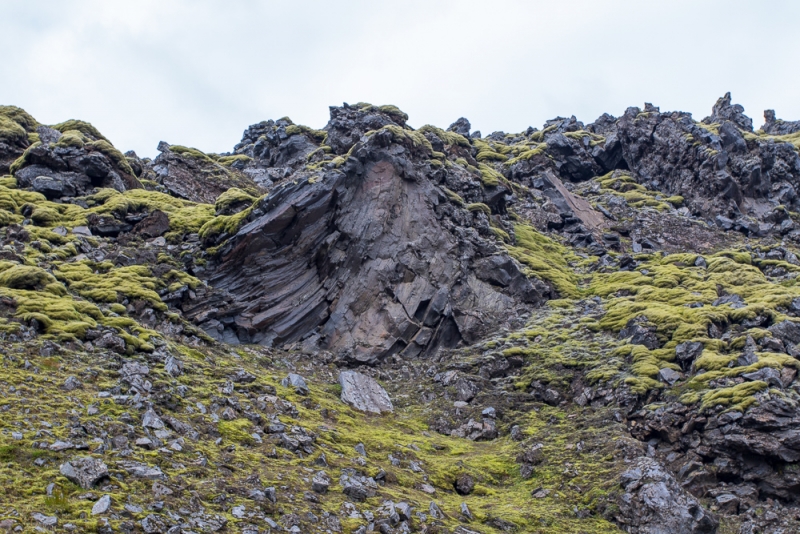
2 96 800 533
202 110 551 364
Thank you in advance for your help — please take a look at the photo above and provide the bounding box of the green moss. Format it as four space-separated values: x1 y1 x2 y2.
441 187 464 206
376 105 409 123
0 116 27 145
54 129 86 149
506 224 579 298
594 171 681 211
696 122 721 136
0 105 39 132
417 125 471 148
218 419 255 444
584 247 800 409
350 103 409 124
9 141 42 174
87 189 215 240
698 381 768 412
55 262 167 311
0 208 21 226
199 201 255 243
505 143 547 166
490 225 510 242
108 303 127 315
217 154 252 167
169 145 215 163
474 140 509 163
285 124 327 142
0 264 60 291
375 125 433 155
477 163 505 187
51 119 109 142
466 202 491 215
213 187 256 214
564 130 605 145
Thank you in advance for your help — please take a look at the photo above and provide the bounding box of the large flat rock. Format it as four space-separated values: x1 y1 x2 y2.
339 370 393 414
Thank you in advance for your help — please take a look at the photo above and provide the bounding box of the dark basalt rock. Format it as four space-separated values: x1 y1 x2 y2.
14 146 135 198
132 210 170 238
617 95 800 227
447 117 471 137
150 143 265 204
763 109 800 135
196 112 552 363
616 457 718 534
620 316 660 350
325 103 406 155
704 92 753 132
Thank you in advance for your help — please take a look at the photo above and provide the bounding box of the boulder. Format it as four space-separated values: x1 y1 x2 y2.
339 371 393 414
60 456 109 489
311 471 330 494
763 109 800 136
769 320 800 346
281 373 309 395
454 474 475 495
447 117 471 137
339 472 377 502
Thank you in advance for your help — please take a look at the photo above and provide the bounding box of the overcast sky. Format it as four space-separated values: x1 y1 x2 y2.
2 1 798 158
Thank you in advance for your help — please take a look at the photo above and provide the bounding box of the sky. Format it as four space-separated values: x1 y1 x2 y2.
2 1 798 158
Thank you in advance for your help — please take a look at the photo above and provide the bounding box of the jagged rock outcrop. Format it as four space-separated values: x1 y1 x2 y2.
617 96 800 231
198 112 551 362
763 109 800 135
703 92 753 132
506 115 619 185
149 142 265 203
233 117 326 186
632 396 800 503
11 125 141 198
616 457 718 534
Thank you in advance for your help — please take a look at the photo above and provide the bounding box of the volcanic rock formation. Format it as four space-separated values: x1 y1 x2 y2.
5 95 800 533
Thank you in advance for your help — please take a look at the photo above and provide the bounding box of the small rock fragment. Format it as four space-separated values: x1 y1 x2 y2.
91 495 111 515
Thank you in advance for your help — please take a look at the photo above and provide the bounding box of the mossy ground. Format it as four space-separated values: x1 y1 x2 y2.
0 335 628 533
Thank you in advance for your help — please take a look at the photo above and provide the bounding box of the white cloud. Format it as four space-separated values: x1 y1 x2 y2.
2 0 798 157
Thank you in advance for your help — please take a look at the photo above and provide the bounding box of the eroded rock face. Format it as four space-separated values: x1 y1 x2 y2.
616 457 718 534
200 116 551 363
632 397 800 503
232 118 324 186
325 104 406 155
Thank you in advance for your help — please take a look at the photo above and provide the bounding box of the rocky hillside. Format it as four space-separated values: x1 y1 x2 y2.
2 94 800 533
